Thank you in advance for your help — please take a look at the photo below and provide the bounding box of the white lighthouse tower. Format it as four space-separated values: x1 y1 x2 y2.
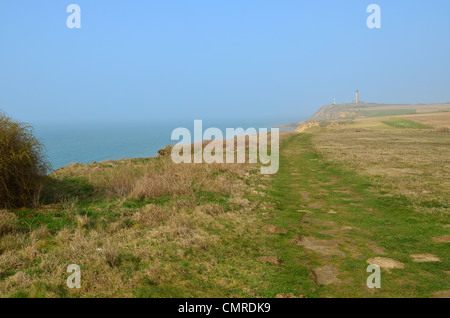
355 89 360 104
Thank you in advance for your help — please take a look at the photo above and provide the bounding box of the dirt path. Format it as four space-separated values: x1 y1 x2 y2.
261 133 449 298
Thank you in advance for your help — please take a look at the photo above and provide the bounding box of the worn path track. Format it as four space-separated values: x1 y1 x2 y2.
260 133 448 298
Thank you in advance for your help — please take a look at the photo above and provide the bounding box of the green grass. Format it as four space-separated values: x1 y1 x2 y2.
364 109 416 118
258 133 448 297
382 118 433 129
1 131 447 298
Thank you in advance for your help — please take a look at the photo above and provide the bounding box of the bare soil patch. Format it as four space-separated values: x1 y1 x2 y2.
367 257 404 271
308 201 328 210
291 236 345 257
410 254 440 262
312 265 341 285
433 235 450 243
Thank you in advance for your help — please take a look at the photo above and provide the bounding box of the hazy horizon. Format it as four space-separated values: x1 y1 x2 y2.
1 1 450 126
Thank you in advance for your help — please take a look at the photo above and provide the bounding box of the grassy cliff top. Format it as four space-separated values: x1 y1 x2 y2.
308 102 450 122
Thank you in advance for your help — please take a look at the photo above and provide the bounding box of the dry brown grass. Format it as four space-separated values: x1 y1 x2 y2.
311 113 450 216
0 196 242 297
132 204 171 227
434 127 449 133
0 210 17 237
0 133 295 297
51 147 251 202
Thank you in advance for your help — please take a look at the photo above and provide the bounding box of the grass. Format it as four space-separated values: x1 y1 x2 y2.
0 115 448 298
0 135 288 297
364 109 416 118
313 114 449 216
382 118 433 129
260 132 448 297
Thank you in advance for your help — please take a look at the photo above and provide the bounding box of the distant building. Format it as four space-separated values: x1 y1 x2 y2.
352 89 363 104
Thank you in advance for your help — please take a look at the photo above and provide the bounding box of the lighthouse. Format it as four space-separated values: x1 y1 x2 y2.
355 89 360 104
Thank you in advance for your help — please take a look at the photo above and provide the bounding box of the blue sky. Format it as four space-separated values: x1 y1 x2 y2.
1 0 449 125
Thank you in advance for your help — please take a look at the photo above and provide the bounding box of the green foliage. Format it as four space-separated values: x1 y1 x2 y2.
0 112 50 208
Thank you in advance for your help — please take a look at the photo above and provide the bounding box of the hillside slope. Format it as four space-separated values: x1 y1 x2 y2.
308 102 450 122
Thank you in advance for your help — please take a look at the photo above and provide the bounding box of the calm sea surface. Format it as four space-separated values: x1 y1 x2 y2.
34 119 296 171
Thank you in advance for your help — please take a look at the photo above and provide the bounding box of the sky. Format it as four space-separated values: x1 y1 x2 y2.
1 0 450 125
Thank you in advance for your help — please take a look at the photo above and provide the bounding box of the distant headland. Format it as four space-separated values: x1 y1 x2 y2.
278 90 450 130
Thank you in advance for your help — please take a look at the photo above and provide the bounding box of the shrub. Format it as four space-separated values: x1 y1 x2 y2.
157 145 172 157
0 112 50 208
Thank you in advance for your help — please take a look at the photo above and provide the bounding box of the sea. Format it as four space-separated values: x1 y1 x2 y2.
34 118 298 171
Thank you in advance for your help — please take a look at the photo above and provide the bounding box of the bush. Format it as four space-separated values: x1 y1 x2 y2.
157 145 172 157
0 112 50 208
